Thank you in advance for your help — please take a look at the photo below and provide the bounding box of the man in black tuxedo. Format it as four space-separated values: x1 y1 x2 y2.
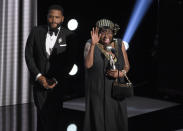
25 4 76 131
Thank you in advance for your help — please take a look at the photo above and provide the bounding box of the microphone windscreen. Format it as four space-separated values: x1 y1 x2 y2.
111 48 116 54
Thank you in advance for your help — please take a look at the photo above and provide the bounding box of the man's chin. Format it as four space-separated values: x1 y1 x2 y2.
49 24 59 29
48 22 62 29
50 26 58 29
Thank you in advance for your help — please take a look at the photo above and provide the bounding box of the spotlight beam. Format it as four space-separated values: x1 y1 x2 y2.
122 0 153 44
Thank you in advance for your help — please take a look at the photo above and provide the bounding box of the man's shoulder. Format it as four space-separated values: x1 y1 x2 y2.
62 27 73 36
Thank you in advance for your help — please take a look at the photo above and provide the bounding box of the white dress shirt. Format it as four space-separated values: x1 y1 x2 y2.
36 27 61 81
46 27 61 56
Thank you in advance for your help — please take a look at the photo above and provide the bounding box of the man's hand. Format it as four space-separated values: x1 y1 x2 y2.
37 75 56 89
46 82 56 89
46 78 57 89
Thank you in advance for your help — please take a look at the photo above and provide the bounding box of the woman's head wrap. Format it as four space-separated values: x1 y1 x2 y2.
96 19 120 35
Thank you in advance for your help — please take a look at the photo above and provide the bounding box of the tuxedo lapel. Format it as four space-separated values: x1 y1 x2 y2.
53 27 67 50
40 26 48 58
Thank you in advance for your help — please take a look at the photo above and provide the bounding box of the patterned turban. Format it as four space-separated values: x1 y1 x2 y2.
96 19 120 35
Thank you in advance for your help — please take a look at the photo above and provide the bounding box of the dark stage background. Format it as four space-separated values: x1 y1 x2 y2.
37 0 183 102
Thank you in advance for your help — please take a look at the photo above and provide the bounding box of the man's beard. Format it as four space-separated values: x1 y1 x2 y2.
48 22 62 30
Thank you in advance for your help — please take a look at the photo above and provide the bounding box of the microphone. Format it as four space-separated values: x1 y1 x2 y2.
105 45 113 52
106 45 116 53
111 48 116 55
106 45 117 56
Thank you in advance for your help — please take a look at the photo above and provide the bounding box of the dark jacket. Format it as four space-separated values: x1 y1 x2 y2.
25 25 76 109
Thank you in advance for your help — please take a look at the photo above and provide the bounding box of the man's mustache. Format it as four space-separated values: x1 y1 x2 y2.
48 22 62 29
48 22 62 26
50 22 58 25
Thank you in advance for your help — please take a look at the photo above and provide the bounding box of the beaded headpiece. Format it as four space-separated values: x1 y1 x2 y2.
96 19 120 35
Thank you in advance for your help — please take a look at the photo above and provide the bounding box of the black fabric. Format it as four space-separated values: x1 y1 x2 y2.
48 28 59 36
83 38 128 131
25 25 76 131
112 79 134 100
36 90 63 131
111 40 134 100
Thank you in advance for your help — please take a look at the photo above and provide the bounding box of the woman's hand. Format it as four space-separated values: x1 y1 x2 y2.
106 70 125 78
91 27 101 46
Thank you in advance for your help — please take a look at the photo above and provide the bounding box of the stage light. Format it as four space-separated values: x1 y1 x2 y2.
69 64 78 76
122 0 153 44
123 41 129 50
67 19 78 31
67 123 77 131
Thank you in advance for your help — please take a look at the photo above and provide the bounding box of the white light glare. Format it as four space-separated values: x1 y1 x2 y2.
123 41 129 50
69 64 78 76
67 19 78 31
67 123 77 131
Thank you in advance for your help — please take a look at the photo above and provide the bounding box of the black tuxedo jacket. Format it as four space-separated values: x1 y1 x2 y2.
25 25 76 109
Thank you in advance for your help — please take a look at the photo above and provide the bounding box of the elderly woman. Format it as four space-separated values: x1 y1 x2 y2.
83 19 130 131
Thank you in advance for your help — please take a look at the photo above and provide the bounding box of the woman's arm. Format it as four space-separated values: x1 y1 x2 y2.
84 27 100 69
84 42 95 69
121 41 130 73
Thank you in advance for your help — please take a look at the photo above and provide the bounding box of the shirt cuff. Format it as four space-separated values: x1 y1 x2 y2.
35 73 42 81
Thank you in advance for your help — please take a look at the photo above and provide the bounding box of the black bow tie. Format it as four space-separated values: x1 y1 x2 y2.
48 28 59 36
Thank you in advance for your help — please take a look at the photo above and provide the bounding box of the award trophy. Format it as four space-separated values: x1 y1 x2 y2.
106 45 116 70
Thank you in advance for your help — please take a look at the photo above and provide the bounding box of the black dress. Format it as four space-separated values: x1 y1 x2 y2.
83 39 128 131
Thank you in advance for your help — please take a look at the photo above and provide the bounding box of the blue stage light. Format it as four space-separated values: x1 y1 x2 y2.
122 0 153 48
